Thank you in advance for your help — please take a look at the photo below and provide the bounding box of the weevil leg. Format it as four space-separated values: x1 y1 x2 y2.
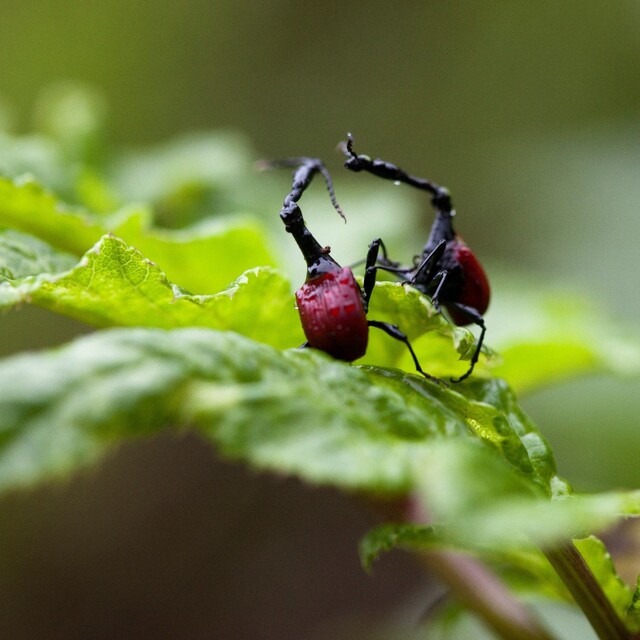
447 303 486 383
367 319 445 384
362 238 382 311
406 239 447 288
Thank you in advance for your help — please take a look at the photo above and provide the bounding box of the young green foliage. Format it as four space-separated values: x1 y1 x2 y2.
0 176 275 293
487 275 640 393
2 94 640 640
0 231 301 347
573 536 640 631
0 328 472 493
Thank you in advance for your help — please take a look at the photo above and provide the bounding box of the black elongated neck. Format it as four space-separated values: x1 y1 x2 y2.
425 208 456 248
263 156 345 277
342 134 454 208
281 201 335 269
306 252 342 280
275 158 345 274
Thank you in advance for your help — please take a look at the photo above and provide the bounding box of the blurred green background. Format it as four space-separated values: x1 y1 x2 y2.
1 2 639 638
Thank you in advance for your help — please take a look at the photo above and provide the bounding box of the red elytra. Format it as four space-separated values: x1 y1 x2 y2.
446 241 491 326
295 267 369 362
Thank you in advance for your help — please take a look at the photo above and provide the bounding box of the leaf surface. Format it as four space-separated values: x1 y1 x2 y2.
0 328 559 497
0 176 275 293
0 233 301 348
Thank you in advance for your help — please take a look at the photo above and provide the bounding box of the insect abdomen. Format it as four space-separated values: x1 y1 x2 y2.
445 243 491 325
296 267 368 362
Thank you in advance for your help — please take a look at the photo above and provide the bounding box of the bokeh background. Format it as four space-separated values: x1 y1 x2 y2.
1 2 639 638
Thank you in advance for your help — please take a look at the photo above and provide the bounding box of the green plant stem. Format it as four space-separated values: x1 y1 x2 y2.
419 550 557 640
544 541 639 640
402 496 556 640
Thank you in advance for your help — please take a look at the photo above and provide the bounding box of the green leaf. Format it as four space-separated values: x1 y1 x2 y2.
0 132 72 197
462 377 565 495
0 326 637 551
0 234 302 348
111 131 256 221
0 324 575 499
0 176 276 293
628 575 640 628
0 328 460 492
359 521 569 601
359 449 640 604
573 536 639 631
359 523 442 571
359 278 480 380
0 327 547 495
414 439 640 549
0 176 108 253
129 218 276 294
190 358 561 496
0 228 77 280
487 278 640 393
32 81 109 174
0 228 479 374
